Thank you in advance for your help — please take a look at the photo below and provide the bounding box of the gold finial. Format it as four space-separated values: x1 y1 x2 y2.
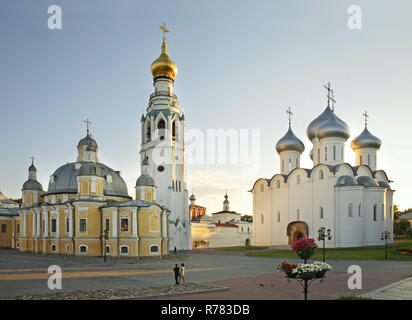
160 23 169 42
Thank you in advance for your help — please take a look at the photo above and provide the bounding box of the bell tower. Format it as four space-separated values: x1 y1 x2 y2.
139 24 191 250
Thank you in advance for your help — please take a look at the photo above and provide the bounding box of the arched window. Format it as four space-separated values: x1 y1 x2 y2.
157 119 165 140
319 170 324 180
150 245 159 254
348 204 353 217
317 148 320 163
373 204 377 221
320 207 324 219
333 145 336 160
172 120 177 140
288 158 292 171
120 245 129 255
358 203 362 217
341 146 344 160
79 245 88 254
325 147 328 161
145 122 151 142
277 211 280 222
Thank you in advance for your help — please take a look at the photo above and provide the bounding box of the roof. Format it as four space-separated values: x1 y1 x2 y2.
22 179 43 191
212 210 241 215
398 212 412 220
102 199 169 211
46 162 129 198
0 206 19 217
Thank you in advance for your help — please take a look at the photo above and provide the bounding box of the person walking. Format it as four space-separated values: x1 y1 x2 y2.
173 264 180 285
179 263 186 285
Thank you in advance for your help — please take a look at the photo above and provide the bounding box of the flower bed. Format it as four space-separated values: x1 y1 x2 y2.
278 261 333 280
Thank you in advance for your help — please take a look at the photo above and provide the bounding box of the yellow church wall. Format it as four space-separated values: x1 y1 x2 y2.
75 206 101 238
138 207 162 238
0 218 14 248
139 240 162 256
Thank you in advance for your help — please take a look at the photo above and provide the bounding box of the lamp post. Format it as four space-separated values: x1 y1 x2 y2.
103 229 109 262
381 231 391 260
318 227 332 262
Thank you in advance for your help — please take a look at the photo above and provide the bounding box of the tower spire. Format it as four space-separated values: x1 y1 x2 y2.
160 23 169 53
84 118 92 136
324 81 335 109
286 107 293 128
363 110 369 128
30 155 35 166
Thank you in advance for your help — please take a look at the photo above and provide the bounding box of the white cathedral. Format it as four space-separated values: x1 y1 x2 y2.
138 24 191 250
251 86 394 248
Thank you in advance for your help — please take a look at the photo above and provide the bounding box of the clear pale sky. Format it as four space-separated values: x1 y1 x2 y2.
1 0 411 214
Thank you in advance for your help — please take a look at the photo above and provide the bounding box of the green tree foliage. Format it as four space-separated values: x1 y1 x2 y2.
394 220 411 237
241 215 253 222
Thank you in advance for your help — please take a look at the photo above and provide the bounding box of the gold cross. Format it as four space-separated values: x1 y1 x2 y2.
160 23 169 41
286 107 293 127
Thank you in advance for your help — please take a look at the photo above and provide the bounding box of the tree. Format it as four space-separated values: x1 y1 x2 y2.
241 215 253 222
393 205 403 220
394 220 411 237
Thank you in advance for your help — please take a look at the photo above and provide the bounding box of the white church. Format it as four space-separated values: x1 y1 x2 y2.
251 85 394 248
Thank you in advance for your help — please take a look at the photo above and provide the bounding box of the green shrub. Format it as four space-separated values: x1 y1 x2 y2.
394 220 411 236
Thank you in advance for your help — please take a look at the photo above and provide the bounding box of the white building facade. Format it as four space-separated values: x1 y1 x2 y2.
251 94 394 248
139 28 191 250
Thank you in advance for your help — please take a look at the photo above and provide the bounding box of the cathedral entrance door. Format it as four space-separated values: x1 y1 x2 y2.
287 221 309 245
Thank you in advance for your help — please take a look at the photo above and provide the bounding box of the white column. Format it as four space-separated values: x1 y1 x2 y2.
68 207 74 237
132 208 137 237
112 211 117 237
23 213 27 237
36 211 41 237
44 209 49 237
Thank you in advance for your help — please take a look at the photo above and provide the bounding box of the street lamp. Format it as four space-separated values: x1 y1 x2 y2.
381 231 391 260
103 229 109 262
318 227 332 262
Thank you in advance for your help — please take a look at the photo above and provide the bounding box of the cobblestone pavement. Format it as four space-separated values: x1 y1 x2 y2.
360 276 412 300
0 282 228 300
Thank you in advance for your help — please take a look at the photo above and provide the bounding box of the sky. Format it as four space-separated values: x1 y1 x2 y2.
0 0 412 214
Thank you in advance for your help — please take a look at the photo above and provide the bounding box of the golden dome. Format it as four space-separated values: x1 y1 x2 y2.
151 40 178 80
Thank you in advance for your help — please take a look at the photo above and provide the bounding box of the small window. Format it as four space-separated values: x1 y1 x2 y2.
120 246 129 255
106 245 110 254
368 154 371 167
341 146 344 160
150 245 159 253
325 147 328 161
281 159 285 172
360 155 363 165
157 165 164 172
348 204 353 217
333 145 336 160
51 244 56 252
79 245 87 254
261 214 264 224
66 218 69 233
319 170 324 180
66 244 70 252
373 205 377 221
17 224 20 234
106 175 113 183
288 158 292 171
16 241 20 248
317 148 320 163
105 218 110 233
79 219 87 233
320 207 324 219
121 218 129 232
1 224 6 233
51 219 56 233
277 212 280 222
359 203 362 217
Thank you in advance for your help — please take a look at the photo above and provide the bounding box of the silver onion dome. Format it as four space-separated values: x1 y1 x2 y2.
276 127 305 154
22 179 43 191
136 174 155 187
316 112 350 141
306 106 333 141
189 193 196 201
351 127 382 150
78 134 98 149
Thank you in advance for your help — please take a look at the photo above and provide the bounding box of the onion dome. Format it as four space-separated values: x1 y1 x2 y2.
351 127 382 151
306 106 333 141
22 179 43 191
79 163 103 177
336 175 356 186
316 112 350 141
356 176 379 187
78 133 98 149
223 194 229 205
189 193 196 201
151 39 178 80
276 127 305 154
29 164 37 172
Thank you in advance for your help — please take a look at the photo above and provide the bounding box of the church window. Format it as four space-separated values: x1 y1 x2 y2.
120 245 129 255
320 207 324 219
51 244 56 252
79 245 87 254
373 205 377 221
261 214 264 224
150 245 159 253
317 148 320 163
66 244 70 252
333 146 336 160
319 170 324 180
348 204 353 217
106 245 110 254
1 224 6 233
51 219 56 233
277 212 280 222
359 204 362 217
79 219 87 233
281 159 285 172
172 121 177 140
121 218 129 232
288 158 292 171
368 154 371 167
17 224 20 234
179 181 181 192
325 147 327 161
276 180 280 189
105 218 110 233
341 146 344 160
66 218 69 233
157 165 164 172
157 119 166 140
146 122 151 142
297 158 300 168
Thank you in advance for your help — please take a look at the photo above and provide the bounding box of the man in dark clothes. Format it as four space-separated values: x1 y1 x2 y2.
173 264 180 285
